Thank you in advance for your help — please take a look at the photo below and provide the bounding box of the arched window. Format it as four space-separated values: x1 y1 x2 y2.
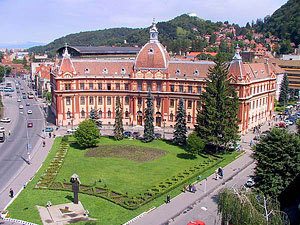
107 110 111 118
103 68 108 74
67 110 71 119
187 115 191 122
81 110 85 117
148 47 154 54
99 110 102 118
170 113 174 121
85 68 89 73
125 111 129 118
194 70 199 76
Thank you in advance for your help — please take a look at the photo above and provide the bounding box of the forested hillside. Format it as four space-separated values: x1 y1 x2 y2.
254 0 300 46
28 14 222 56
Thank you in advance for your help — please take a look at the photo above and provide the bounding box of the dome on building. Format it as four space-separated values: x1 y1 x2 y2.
134 20 170 70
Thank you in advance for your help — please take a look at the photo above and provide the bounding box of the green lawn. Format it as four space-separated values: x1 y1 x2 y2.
7 137 241 225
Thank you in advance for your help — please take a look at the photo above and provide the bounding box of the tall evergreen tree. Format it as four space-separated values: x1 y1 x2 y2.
253 128 300 197
89 109 102 130
173 98 187 145
195 55 239 150
113 96 124 140
279 74 289 106
143 90 154 142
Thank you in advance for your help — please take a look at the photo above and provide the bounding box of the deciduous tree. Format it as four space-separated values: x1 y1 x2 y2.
75 119 100 148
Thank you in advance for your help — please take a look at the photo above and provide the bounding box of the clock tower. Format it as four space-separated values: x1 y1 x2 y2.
150 18 158 43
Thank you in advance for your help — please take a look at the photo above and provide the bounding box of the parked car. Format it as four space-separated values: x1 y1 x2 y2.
0 117 11 123
67 128 77 134
26 102 30 106
27 122 33 128
17 98 21 102
132 132 140 138
154 133 162 139
19 105 24 109
230 143 241 151
0 127 5 132
287 117 297 123
245 178 255 187
124 131 132 138
22 95 26 99
27 110 32 114
279 122 287 128
44 127 53 132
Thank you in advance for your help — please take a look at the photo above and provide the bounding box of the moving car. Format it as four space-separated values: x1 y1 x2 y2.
19 105 24 109
0 117 11 123
27 110 32 114
27 122 33 128
0 127 5 132
44 127 53 132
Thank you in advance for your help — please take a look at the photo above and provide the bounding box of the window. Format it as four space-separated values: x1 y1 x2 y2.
148 47 154 54
176 69 180 75
125 96 130 105
98 97 102 105
80 96 85 104
65 83 71 90
103 68 108 74
170 85 174 92
138 97 142 105
170 113 174 121
194 70 199 76
67 111 71 119
107 110 112 118
187 115 192 122
125 111 129 118
156 98 161 107
188 86 192 93
80 83 84 90
138 81 142 91
116 83 120 90
98 83 102 90
89 96 94 104
121 67 126 74
85 68 89 73
81 110 85 117
66 97 71 105
125 83 130 90
157 82 161 92
197 101 200 108
107 83 111 90
179 85 184 92
99 110 102 118
147 81 152 91
188 100 192 108
170 99 174 108
89 83 93 90
107 97 111 105
197 86 201 94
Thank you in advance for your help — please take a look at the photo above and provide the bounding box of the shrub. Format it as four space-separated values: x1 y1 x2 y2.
186 132 205 155
62 136 69 142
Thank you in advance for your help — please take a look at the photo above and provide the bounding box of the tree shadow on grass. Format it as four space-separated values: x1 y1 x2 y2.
69 142 88 150
65 195 73 202
161 139 186 150
177 153 197 160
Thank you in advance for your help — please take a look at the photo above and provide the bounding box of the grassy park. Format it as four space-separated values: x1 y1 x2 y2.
7 136 241 225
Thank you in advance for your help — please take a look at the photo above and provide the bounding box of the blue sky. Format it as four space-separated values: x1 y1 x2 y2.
0 0 288 45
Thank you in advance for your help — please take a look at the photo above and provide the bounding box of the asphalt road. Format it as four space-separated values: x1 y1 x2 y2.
169 163 255 225
0 78 44 195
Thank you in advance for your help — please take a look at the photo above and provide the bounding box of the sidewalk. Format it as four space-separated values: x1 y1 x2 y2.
0 129 65 212
130 122 273 225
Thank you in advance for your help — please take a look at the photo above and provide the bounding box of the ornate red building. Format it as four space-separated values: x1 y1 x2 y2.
50 22 277 134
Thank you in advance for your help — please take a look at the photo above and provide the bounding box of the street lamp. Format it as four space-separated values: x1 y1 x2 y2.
163 119 166 138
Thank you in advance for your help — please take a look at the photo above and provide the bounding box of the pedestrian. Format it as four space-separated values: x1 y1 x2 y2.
53 134 56 138
9 188 14 198
166 194 170 203
183 185 186 193
198 175 201 180
49 132 51 138
215 170 218 180
219 168 223 179
192 185 196 193
188 184 192 192
8 130 11 136
250 140 253 147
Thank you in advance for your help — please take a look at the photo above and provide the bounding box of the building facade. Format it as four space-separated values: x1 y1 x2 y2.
51 22 277 134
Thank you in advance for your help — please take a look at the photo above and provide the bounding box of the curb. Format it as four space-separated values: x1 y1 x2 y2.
160 158 255 225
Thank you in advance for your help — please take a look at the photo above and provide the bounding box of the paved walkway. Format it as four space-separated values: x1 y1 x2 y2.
130 121 273 225
0 128 65 212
